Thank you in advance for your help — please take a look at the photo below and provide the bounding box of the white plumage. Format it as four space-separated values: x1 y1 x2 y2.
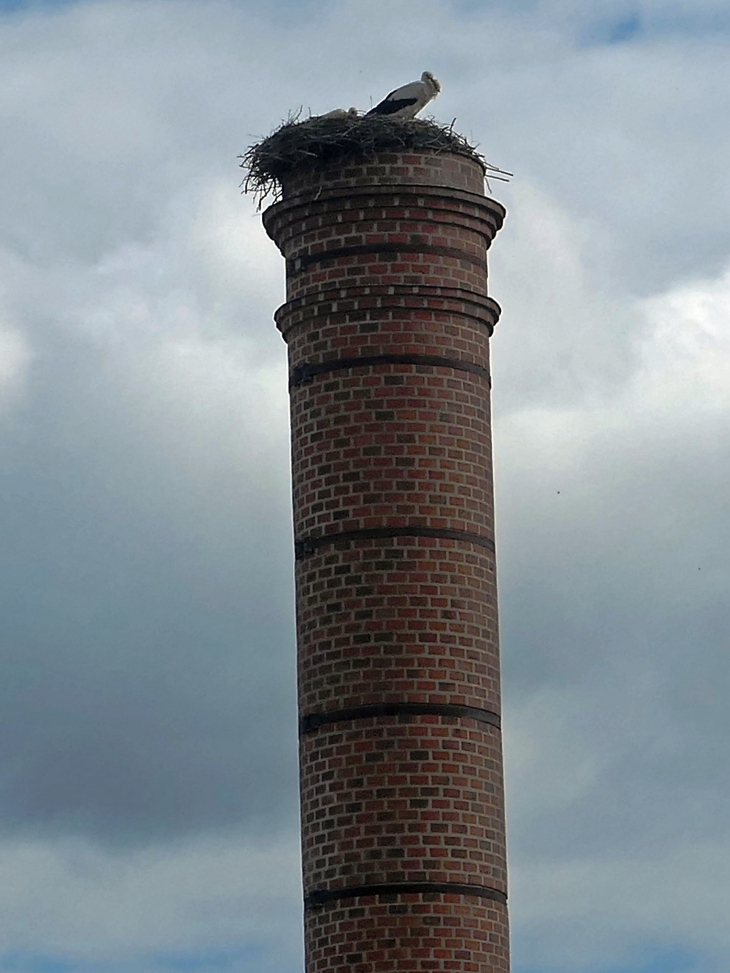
366 72 441 119
318 107 360 119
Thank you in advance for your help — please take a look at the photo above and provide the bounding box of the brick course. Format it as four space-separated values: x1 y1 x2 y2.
296 538 500 716
306 893 509 973
263 151 508 971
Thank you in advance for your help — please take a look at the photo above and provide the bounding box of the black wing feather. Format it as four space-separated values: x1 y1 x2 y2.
366 97 418 116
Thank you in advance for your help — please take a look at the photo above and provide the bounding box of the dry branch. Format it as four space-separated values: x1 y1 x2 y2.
239 112 507 208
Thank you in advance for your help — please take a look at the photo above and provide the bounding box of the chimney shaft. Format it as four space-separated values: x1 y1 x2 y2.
263 149 509 972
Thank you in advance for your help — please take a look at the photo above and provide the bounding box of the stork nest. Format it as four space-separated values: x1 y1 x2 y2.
239 112 489 207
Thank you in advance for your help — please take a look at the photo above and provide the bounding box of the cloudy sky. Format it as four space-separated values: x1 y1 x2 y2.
0 0 728 971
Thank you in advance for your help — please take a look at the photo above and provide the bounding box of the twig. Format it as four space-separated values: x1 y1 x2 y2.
240 114 512 208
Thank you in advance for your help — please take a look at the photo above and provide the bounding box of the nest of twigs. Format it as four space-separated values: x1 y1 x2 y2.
240 112 498 208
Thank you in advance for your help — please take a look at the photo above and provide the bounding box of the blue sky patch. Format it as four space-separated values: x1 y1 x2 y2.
152 948 250 972
0 0 73 11
606 12 642 43
0 946 300 973
0 955 74 973
577 9 644 47
517 944 700 973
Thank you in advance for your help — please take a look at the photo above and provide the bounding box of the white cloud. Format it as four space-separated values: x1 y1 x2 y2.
0 832 302 968
636 263 730 414
512 840 730 971
0 327 30 392
504 688 602 821
498 258 730 968
491 183 640 412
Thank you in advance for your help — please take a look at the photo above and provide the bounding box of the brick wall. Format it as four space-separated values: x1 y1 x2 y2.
263 151 509 972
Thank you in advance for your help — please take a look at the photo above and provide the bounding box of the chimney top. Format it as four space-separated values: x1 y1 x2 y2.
240 114 490 208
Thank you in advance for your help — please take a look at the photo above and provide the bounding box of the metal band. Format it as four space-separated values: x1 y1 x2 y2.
304 881 508 909
290 242 486 274
300 702 501 735
289 353 490 389
294 526 495 560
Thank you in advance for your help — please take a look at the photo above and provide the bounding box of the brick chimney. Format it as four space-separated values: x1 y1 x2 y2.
262 145 509 972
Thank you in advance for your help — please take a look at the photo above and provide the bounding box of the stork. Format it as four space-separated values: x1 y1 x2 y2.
318 107 360 119
366 72 441 119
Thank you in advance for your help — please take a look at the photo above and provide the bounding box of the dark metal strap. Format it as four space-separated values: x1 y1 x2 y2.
294 525 495 560
305 881 507 909
301 702 501 735
290 242 487 273
289 353 490 389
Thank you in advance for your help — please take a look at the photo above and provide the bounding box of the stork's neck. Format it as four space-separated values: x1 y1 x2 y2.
425 76 440 96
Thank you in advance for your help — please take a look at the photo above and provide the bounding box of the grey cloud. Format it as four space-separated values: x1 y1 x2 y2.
494 407 729 914
0 0 729 969
0 0 304 841
0 357 300 842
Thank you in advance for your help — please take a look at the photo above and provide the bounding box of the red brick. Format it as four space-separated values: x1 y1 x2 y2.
264 150 509 971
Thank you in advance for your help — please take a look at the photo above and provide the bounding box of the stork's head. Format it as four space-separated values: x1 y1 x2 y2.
421 71 441 94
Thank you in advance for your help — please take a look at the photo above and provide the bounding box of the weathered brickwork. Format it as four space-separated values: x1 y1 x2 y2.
281 153 487 196
263 150 509 971
265 187 500 302
278 295 500 369
306 893 510 973
300 715 507 892
290 366 494 538
296 538 500 717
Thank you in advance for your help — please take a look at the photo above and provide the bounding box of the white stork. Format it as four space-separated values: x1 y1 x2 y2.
318 107 360 119
366 72 441 119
